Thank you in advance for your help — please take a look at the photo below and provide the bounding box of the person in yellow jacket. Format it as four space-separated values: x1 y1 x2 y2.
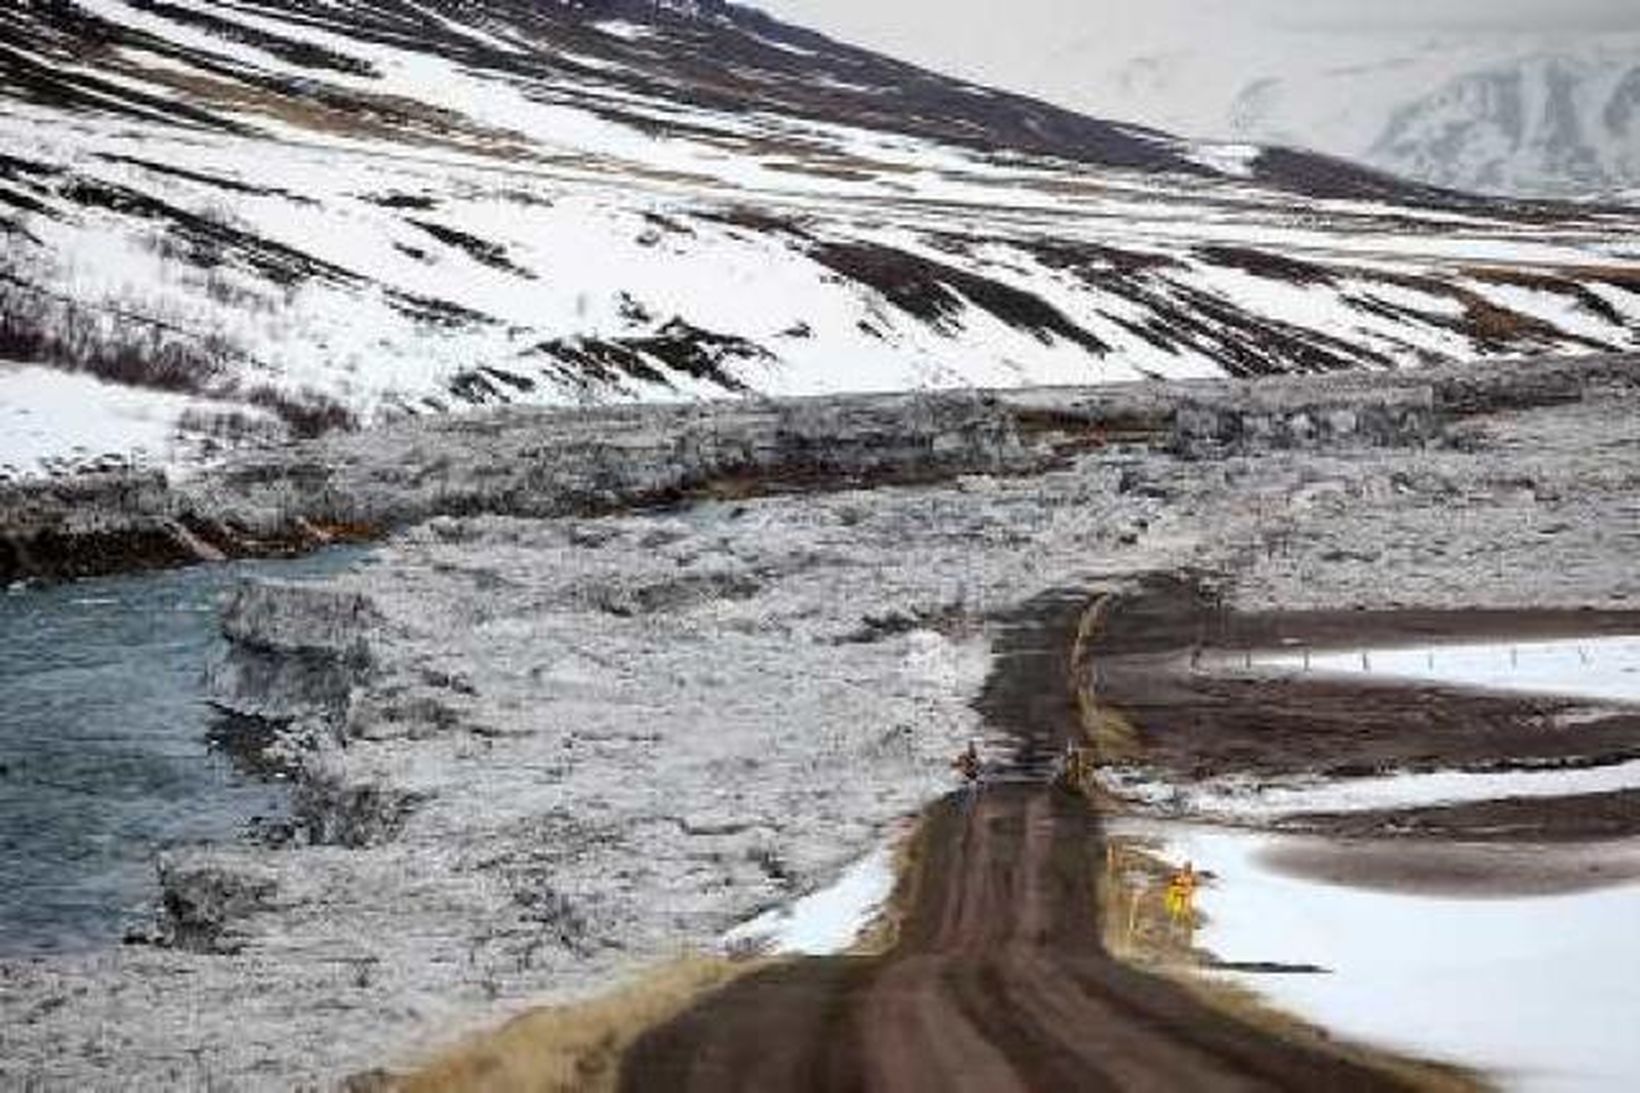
1165 862 1199 927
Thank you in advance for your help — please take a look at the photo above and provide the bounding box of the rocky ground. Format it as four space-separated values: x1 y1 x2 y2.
1 354 1636 1089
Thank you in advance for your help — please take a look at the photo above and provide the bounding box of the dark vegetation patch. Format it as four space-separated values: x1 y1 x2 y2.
625 319 767 388
696 205 810 237
447 366 538 405
384 290 495 328
1054 266 1394 378
1196 245 1339 287
367 192 438 210
0 34 239 133
1164 279 1393 374
532 319 766 393
407 218 534 278
124 0 378 77
1461 266 1630 330
95 153 315 204
639 210 696 240
1578 266 1640 291
0 273 356 438
243 385 356 438
0 273 235 394
59 177 360 286
811 240 1109 355
1252 146 1483 211
0 152 61 182
0 184 51 217
1356 271 1618 354
482 365 537 393
1024 240 1184 278
617 292 653 325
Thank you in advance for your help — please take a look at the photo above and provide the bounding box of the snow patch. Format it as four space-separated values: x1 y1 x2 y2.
1184 142 1262 179
1106 759 1640 822
593 21 652 42
721 843 896 956
1119 819 1640 1092
1257 635 1640 704
0 362 268 479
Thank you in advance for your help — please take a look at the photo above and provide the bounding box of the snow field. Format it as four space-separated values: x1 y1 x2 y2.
1119 818 1640 1092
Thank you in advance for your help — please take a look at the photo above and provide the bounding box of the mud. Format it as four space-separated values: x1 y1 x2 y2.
1091 576 1640 811
1255 835 1640 898
1277 789 1640 846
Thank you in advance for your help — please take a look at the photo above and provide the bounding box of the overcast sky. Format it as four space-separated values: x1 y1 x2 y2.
751 0 1640 86
755 0 1640 41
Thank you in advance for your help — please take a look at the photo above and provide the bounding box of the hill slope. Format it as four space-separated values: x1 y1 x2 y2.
2 0 1638 480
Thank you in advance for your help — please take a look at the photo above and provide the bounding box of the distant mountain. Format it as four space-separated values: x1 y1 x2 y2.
1368 51 1640 196
0 1 1636 480
1063 28 1640 199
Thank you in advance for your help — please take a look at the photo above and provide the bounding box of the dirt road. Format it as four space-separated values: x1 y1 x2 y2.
617 591 1412 1092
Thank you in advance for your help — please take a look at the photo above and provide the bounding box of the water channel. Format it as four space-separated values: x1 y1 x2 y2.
0 549 364 954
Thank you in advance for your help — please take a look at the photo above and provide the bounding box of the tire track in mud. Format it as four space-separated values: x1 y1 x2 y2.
617 589 1410 1092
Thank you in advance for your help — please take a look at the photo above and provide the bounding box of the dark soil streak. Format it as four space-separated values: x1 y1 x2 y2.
1092 575 1640 788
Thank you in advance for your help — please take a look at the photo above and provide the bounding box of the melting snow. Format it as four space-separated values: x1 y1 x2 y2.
1121 819 1640 1093
721 843 895 956
1107 759 1640 822
1257 635 1640 704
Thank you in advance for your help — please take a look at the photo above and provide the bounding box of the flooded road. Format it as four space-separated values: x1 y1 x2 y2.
0 550 363 954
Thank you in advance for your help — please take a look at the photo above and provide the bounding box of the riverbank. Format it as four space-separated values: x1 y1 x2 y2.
5 353 1634 585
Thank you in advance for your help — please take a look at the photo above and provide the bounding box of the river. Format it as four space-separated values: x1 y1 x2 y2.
0 550 364 955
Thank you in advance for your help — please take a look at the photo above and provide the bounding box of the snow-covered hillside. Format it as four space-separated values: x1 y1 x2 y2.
2 0 1638 480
